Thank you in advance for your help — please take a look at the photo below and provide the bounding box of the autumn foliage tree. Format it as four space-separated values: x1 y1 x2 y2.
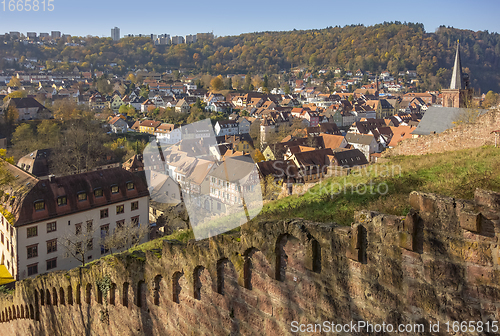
210 75 224 91
483 91 499 108
7 76 21 87
3 91 27 102
52 99 89 121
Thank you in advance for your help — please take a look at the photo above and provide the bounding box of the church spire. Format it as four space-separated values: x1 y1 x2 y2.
449 41 463 90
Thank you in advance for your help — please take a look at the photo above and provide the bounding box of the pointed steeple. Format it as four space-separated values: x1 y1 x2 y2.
449 41 463 89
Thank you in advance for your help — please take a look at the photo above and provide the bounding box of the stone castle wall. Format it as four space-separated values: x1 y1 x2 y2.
1 189 500 335
384 108 500 157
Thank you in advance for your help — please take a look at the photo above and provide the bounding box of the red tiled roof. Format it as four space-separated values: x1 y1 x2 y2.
139 120 161 128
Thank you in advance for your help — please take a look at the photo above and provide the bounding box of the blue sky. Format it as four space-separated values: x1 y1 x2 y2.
0 0 499 38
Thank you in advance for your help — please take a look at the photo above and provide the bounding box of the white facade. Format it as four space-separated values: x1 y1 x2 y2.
156 128 182 144
185 34 197 43
0 165 150 281
214 121 239 136
171 36 185 44
14 196 148 280
110 119 128 133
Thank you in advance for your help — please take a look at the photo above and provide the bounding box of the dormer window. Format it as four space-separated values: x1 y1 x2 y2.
34 200 45 211
57 196 67 206
77 192 87 201
111 185 119 194
126 182 134 190
94 188 103 197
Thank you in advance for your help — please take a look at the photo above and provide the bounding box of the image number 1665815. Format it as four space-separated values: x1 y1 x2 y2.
1 0 54 11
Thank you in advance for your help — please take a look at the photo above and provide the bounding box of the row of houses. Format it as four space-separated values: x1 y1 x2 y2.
108 113 254 140
146 130 371 226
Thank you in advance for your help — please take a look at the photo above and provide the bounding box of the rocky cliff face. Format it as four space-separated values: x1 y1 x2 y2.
1 189 500 335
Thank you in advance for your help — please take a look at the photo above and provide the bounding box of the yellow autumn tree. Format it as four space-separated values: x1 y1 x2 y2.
210 76 224 91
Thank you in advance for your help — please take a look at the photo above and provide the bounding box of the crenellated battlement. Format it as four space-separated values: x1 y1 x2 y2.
1 189 500 335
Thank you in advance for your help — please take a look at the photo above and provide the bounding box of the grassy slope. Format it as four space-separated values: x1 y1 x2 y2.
125 145 500 252
254 145 500 225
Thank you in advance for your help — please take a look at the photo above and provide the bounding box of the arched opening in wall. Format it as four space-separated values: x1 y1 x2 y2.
34 290 39 307
216 258 228 295
8 307 11 320
52 287 58 306
136 280 145 308
109 283 116 305
39 290 44 306
29 305 34 320
97 285 103 305
153 275 162 306
172 272 183 304
85 284 92 305
243 248 257 290
75 284 81 305
1 311 4 322
20 305 24 318
16 305 20 318
46 289 51 305
67 286 73 305
25 305 29 319
122 282 129 307
59 287 65 305
275 234 289 281
312 239 321 273
275 233 304 281
193 266 204 300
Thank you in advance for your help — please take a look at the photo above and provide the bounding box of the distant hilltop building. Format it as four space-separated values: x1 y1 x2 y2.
125 32 211 45
51 31 61 39
185 34 197 43
171 36 185 45
155 34 170 45
441 42 473 108
111 27 120 41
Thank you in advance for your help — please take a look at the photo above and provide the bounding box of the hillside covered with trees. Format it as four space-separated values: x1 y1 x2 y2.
2 22 500 92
